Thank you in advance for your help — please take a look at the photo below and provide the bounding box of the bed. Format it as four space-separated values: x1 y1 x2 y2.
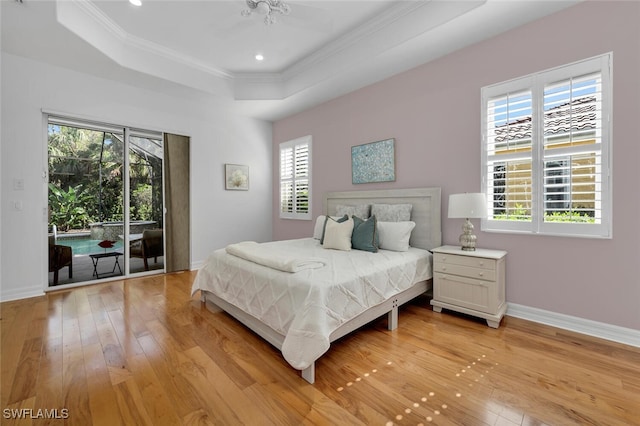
192 187 441 383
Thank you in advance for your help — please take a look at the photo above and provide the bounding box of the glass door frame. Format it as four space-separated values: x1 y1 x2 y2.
125 128 166 278
44 113 165 290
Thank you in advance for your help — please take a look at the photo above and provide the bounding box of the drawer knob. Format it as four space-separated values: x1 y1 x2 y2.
442 266 447 271
478 272 484 277
479 261 484 266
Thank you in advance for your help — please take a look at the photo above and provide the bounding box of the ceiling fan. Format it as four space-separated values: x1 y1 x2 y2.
241 0 292 25
211 1 334 40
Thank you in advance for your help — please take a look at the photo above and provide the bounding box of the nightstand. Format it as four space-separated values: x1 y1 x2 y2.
430 245 507 328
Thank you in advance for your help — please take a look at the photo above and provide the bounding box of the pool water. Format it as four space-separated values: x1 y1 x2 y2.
56 238 124 256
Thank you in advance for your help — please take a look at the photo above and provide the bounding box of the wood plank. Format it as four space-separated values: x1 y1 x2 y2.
125 352 182 425
2 396 36 426
75 287 100 347
60 290 92 426
7 337 42 405
136 331 205 419
0 298 40 407
178 346 254 424
83 342 125 426
113 379 154 426
33 336 63 425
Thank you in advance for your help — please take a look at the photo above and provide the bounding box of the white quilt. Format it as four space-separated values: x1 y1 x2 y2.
192 238 432 370
225 241 326 272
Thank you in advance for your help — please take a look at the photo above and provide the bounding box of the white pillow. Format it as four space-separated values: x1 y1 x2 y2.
377 221 416 251
313 215 327 239
313 215 342 239
323 217 354 251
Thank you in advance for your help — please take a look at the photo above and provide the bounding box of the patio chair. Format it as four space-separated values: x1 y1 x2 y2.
48 236 73 285
130 229 164 271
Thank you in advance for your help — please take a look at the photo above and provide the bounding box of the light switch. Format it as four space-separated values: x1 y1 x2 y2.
13 178 24 191
14 200 23 211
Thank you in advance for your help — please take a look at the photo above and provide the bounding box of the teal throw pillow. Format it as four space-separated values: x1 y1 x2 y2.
351 215 379 253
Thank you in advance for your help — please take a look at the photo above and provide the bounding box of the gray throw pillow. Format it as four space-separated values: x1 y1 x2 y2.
351 215 379 253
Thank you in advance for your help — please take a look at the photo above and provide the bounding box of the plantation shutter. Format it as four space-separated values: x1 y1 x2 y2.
279 136 312 220
280 145 294 214
482 53 611 238
293 143 309 215
542 73 602 224
485 89 533 225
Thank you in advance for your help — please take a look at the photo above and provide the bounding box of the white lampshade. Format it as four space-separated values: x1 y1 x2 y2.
448 193 487 219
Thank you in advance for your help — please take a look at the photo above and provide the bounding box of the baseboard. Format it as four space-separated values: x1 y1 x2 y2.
0 286 45 303
507 303 640 348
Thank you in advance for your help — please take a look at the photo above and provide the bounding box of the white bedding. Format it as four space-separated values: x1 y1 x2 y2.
226 241 327 272
191 238 432 370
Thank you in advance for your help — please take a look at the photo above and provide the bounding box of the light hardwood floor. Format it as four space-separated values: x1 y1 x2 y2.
1 271 639 425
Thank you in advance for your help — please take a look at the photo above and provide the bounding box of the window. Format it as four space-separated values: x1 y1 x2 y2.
279 135 311 220
481 53 612 238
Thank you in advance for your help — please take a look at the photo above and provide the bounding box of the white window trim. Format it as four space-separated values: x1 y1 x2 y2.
279 135 312 220
481 53 612 239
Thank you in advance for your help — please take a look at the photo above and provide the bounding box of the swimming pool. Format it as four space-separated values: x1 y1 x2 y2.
55 238 124 256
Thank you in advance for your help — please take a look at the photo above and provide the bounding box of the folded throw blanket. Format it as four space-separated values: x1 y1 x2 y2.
226 241 327 273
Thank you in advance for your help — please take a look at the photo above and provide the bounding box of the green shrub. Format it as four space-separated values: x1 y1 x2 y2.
48 184 94 231
493 203 595 223
493 204 530 221
544 211 595 223
131 184 152 220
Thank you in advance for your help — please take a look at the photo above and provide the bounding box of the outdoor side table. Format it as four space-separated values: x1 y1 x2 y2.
89 251 123 278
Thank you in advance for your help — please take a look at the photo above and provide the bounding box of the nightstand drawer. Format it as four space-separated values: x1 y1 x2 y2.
433 252 496 271
434 273 500 314
433 263 496 281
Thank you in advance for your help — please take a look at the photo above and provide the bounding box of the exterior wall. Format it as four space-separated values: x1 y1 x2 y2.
493 139 597 220
272 1 640 331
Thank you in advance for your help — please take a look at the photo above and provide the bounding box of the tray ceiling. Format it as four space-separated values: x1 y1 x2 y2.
1 0 580 121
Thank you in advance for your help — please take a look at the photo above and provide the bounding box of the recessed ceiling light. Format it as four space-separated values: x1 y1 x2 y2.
255 54 264 61
129 0 142 6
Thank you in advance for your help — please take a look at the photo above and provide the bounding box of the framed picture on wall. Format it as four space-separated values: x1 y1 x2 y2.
225 164 249 190
351 138 396 184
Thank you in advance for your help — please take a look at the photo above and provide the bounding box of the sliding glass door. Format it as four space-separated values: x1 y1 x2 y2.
47 117 164 286
127 131 164 275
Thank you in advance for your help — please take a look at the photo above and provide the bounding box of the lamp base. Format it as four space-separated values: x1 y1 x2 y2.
459 218 477 251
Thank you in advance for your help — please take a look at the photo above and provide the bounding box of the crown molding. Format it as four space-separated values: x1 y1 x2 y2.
71 0 126 39
270 0 485 100
58 0 233 80
282 1 428 80
54 0 485 101
124 32 233 80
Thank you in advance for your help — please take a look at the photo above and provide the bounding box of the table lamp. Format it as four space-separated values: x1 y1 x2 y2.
448 193 487 251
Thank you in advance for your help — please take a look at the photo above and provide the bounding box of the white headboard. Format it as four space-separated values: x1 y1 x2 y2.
323 187 442 251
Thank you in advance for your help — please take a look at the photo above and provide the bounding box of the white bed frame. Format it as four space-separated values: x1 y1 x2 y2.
200 187 442 384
